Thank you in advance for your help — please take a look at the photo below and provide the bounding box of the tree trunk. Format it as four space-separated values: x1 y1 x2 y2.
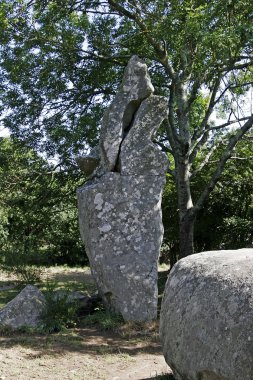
178 213 195 259
176 157 195 259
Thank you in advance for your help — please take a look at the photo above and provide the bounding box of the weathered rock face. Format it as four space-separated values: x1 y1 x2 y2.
99 55 154 173
160 249 253 380
120 96 169 175
77 56 168 321
0 285 46 328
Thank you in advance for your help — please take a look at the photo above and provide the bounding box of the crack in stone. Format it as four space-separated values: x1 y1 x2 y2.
113 98 146 173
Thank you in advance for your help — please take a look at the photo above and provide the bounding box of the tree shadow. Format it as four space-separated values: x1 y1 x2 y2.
0 324 163 360
43 268 94 284
0 268 169 362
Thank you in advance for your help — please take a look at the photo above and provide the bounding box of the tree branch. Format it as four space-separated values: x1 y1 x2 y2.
186 79 201 112
190 142 218 178
207 116 251 131
189 130 210 164
153 139 173 154
81 50 128 65
221 59 253 72
107 0 176 79
192 114 253 216
191 76 221 144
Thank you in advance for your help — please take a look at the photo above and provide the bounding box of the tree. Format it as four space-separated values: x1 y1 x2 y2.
194 132 253 251
162 131 253 264
1 0 253 258
0 137 86 266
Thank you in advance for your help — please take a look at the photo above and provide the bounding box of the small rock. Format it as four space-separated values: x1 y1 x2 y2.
76 146 100 176
52 290 102 314
0 285 46 329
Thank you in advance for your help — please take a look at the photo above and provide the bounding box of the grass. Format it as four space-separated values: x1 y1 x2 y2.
103 351 135 363
0 286 21 308
0 265 169 335
0 266 124 334
0 325 85 353
81 309 124 331
0 265 175 380
0 265 96 305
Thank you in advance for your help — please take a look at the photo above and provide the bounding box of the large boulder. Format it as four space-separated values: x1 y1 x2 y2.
77 56 168 322
160 249 253 380
0 285 46 328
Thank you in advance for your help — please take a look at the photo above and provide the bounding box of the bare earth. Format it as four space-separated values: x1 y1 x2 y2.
0 268 173 380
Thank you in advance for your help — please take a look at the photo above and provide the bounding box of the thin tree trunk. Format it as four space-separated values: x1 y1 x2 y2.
176 158 195 259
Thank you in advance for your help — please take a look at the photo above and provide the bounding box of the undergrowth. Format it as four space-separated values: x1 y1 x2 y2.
40 281 80 333
81 309 124 331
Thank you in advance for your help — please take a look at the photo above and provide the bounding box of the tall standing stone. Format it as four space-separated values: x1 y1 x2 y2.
77 56 168 322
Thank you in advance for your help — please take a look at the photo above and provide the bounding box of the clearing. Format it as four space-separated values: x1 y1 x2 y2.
0 267 173 380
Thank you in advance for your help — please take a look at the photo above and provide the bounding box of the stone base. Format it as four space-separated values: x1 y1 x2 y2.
78 173 165 321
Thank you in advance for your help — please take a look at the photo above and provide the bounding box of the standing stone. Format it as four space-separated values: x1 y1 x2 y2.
160 249 253 380
120 95 169 175
77 56 168 322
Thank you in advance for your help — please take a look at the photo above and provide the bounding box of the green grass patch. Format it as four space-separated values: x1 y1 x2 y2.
39 279 95 295
38 281 81 333
81 309 124 331
0 266 96 334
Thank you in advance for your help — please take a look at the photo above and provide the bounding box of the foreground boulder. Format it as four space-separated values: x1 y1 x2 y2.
0 285 46 328
77 56 168 321
160 248 253 380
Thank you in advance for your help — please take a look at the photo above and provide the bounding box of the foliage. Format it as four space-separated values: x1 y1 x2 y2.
162 133 253 262
0 247 44 283
0 286 21 309
194 134 253 251
0 1 253 258
0 137 87 266
0 0 252 158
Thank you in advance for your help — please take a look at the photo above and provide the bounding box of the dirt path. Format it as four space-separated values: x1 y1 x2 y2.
0 267 173 380
0 326 172 380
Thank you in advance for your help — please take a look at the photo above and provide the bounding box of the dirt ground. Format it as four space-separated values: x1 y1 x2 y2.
0 267 173 380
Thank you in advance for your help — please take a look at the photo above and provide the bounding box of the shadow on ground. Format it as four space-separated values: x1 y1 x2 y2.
0 267 170 375
0 324 163 360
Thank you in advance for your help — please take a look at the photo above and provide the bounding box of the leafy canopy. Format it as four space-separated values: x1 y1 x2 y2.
0 0 252 164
